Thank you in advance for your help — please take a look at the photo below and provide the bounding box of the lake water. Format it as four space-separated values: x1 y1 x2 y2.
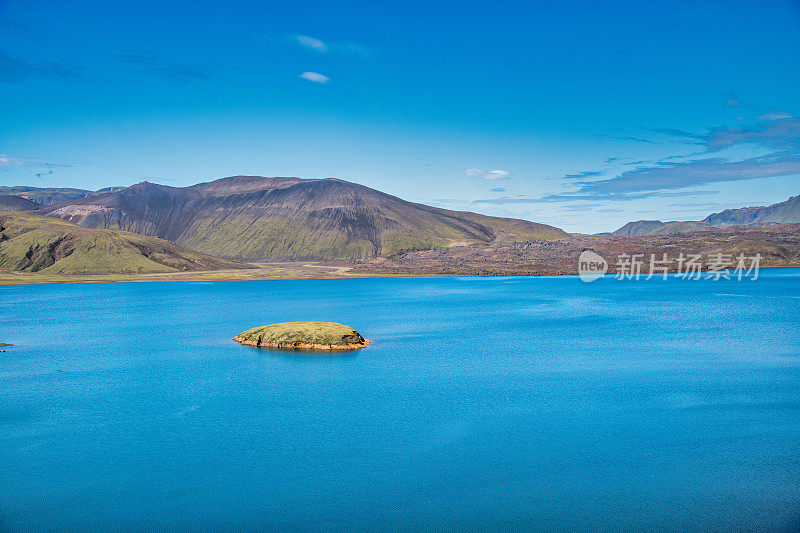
2 271 800 531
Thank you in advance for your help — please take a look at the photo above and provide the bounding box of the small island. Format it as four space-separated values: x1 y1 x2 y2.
0 343 11 347
233 321 370 351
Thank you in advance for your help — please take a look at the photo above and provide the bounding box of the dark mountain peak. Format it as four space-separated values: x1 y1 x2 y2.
190 175 306 196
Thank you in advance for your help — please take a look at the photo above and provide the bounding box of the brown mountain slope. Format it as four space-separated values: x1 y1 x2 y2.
354 224 800 276
43 176 569 260
0 211 245 274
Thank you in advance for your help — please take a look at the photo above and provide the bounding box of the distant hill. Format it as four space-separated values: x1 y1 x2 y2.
0 195 39 212
0 211 244 274
42 176 569 260
702 194 800 226
612 220 665 236
0 186 127 206
611 195 800 236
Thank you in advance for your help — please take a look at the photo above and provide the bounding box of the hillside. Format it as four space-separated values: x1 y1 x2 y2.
0 211 245 274
42 176 569 260
0 195 39 211
612 195 800 236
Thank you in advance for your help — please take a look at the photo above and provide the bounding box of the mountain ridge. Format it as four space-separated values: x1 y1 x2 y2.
41 175 569 260
612 195 800 236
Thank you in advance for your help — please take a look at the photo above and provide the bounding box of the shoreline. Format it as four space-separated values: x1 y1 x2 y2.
0 264 796 286
233 336 372 351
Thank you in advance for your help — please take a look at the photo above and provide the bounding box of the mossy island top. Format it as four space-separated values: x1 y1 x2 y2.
233 321 370 351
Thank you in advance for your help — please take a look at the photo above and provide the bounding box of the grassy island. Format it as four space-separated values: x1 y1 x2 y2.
0 343 11 347
233 321 370 350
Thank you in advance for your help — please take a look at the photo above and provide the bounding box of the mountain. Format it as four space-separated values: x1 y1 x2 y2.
0 186 127 206
612 220 665 236
0 211 244 274
42 176 569 260
611 195 800 236
702 194 800 226
0 195 39 212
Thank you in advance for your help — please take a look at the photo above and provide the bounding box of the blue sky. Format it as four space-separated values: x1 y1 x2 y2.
1 0 799 232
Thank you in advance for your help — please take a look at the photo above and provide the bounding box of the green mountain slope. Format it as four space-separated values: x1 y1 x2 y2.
43 176 569 260
0 212 245 274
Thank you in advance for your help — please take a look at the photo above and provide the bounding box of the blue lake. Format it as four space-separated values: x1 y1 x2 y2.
2 271 800 531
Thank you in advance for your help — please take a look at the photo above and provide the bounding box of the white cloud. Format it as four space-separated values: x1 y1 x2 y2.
295 35 327 52
299 71 329 84
465 168 512 180
0 154 22 166
486 169 511 179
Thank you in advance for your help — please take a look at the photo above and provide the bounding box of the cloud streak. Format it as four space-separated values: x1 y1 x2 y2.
0 154 73 168
576 154 800 195
472 190 719 205
563 170 602 180
465 168 511 180
300 71 330 83
292 34 372 58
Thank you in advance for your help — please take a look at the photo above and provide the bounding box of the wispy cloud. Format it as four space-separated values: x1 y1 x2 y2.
291 34 373 58
650 128 703 139
0 154 73 168
563 204 603 212
647 114 800 153
299 71 329 84
465 168 511 180
489 187 506 192
575 154 800 195
0 52 78 83
704 117 800 152
594 133 656 144
759 112 794 121
563 170 602 180
472 190 719 205
549 109 800 203
295 35 327 52
116 54 210 81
